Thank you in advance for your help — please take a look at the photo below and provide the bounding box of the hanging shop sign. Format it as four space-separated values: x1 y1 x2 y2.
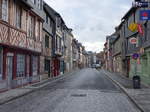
139 47 145 54
132 53 140 60
132 1 149 8
137 58 141 64
128 23 138 32
137 24 144 35
140 10 150 21
129 37 137 44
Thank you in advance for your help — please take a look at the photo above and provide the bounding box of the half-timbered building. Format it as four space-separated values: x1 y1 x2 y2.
0 0 43 92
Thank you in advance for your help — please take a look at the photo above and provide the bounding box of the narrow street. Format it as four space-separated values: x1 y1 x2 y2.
0 69 140 112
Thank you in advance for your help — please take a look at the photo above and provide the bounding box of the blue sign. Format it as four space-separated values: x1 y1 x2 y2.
140 10 150 21
133 2 148 8
132 53 140 60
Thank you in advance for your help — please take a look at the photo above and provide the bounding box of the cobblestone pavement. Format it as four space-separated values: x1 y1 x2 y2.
0 68 140 112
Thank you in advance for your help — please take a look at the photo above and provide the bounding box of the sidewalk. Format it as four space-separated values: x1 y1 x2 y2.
102 70 150 112
0 70 77 105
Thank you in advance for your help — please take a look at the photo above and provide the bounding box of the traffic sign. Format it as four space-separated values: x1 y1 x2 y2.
132 53 140 60
140 10 150 21
130 37 137 44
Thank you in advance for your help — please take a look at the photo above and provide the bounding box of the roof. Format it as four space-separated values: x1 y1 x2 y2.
122 7 137 20
43 2 65 24
43 2 57 21
19 0 33 9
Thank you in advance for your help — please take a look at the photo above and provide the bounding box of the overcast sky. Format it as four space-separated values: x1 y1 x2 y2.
44 0 132 52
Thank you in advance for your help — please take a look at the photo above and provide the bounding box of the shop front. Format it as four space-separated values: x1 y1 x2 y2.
0 47 40 90
52 58 60 77
140 51 150 85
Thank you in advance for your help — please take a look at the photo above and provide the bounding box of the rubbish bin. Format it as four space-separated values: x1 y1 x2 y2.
133 75 141 89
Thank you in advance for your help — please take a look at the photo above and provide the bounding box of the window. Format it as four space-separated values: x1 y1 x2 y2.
144 22 148 42
56 36 61 52
36 20 41 41
1 0 8 22
55 36 58 51
32 56 38 76
59 37 62 52
16 54 25 77
45 35 49 48
133 13 136 23
56 17 61 28
28 15 35 38
15 5 22 29
31 0 36 4
40 0 43 10
46 14 49 24
37 0 42 10
0 48 3 80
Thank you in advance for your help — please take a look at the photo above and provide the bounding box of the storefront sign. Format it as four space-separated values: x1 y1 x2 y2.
130 37 137 44
140 10 150 20
128 23 138 32
132 53 140 60
132 2 149 8
7 53 14 57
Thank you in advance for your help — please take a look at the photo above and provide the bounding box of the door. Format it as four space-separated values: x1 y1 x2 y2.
48 61 51 78
26 55 30 77
6 56 13 89
127 59 130 78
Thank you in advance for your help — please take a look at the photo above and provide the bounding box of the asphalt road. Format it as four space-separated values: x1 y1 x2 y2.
0 68 140 112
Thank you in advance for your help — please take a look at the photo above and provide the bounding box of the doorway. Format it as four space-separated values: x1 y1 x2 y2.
6 56 13 89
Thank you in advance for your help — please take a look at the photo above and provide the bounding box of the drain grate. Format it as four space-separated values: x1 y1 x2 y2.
71 94 87 97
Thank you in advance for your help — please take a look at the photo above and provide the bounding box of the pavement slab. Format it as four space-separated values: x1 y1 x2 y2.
102 69 150 112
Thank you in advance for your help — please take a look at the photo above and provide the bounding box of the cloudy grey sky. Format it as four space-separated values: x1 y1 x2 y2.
44 0 132 52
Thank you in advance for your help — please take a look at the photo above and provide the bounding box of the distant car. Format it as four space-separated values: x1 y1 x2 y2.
92 64 96 68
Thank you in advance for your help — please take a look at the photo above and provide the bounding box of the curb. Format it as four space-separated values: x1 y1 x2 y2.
0 70 78 105
102 70 145 112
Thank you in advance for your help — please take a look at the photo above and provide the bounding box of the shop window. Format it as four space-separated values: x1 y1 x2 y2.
0 49 2 80
16 54 25 77
1 0 8 22
32 56 38 76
